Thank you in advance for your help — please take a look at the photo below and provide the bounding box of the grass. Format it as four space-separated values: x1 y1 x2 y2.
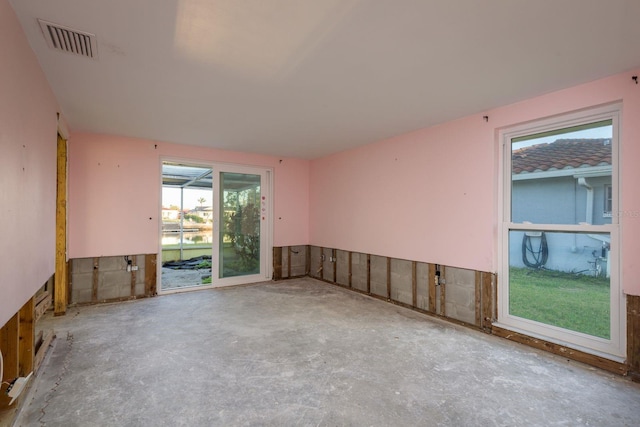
509 267 610 339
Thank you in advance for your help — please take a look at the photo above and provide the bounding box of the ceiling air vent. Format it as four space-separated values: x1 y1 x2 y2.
38 19 98 59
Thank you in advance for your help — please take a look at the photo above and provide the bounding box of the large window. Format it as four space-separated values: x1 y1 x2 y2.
498 104 624 360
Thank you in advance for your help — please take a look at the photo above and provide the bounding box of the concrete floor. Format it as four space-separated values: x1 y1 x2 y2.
16 278 640 426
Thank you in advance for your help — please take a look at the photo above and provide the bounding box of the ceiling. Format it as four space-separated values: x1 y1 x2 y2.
9 0 640 159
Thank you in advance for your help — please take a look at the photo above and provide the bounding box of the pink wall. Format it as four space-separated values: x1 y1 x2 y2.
68 133 309 258
310 68 640 295
0 1 59 327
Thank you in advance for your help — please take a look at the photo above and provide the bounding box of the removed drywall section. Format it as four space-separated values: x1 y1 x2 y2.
273 245 636 374
273 246 309 280
351 252 368 293
70 255 155 304
416 262 429 311
444 266 476 325
390 258 413 306
335 250 350 287
310 246 323 279
369 255 387 298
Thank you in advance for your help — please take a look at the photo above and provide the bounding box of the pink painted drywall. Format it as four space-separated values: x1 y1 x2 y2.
0 0 59 327
68 133 309 258
310 68 640 295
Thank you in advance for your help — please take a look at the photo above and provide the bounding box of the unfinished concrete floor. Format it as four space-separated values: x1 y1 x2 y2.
17 278 640 426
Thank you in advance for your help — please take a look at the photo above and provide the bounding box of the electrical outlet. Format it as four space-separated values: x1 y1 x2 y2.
8 372 32 405
131 265 139 271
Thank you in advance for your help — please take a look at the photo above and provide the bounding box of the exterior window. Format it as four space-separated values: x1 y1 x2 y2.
604 185 613 217
498 104 624 360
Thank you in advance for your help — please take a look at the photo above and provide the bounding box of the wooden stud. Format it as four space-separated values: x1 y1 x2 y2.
18 298 34 377
348 252 352 288
54 134 68 316
272 247 282 280
0 313 19 409
332 249 337 283
428 264 436 313
130 255 138 296
144 254 157 296
386 257 391 300
305 246 311 276
627 295 640 381
439 265 446 316
366 254 371 294
475 271 482 327
481 272 495 331
92 257 99 302
67 261 73 305
287 246 292 278
412 261 417 308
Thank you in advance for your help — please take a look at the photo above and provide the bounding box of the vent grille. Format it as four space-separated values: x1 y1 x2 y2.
38 19 97 59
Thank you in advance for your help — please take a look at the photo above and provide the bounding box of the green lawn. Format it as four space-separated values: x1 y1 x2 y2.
509 267 610 339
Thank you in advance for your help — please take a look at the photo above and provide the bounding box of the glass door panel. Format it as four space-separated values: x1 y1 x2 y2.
219 171 264 279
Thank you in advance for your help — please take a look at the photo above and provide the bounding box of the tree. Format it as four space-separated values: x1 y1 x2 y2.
197 197 206 207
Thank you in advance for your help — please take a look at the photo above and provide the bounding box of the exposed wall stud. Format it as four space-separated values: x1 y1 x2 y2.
91 257 99 302
273 247 282 280
412 261 417 307
428 264 437 313
627 295 640 381
366 254 371 294
475 271 482 327
386 257 391 300
130 255 137 296
54 134 68 316
348 252 352 288
144 254 157 296
18 298 34 377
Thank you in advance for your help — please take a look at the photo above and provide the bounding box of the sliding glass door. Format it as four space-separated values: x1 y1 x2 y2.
160 162 271 292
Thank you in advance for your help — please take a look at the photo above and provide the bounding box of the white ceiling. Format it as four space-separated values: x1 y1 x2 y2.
9 0 640 159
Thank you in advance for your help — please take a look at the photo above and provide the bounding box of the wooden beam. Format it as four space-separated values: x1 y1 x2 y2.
439 265 446 316
130 255 138 296
475 271 482 327
428 264 436 313
144 254 157 296
54 134 68 316
366 254 371 294
493 326 626 375
348 252 352 289
0 313 19 409
92 257 99 302
412 261 417 308
273 247 282 280
386 257 391 300
34 331 54 374
481 272 496 331
627 295 640 381
18 298 34 377
332 249 337 283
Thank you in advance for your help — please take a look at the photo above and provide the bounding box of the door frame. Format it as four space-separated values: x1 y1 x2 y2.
158 157 273 293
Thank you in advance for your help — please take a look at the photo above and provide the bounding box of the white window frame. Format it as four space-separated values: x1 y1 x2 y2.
604 184 613 218
496 103 625 361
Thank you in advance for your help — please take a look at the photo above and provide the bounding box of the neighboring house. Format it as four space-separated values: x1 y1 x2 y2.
161 207 181 221
510 139 612 276
189 206 213 222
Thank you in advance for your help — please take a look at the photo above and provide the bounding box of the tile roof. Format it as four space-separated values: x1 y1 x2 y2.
512 138 611 174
